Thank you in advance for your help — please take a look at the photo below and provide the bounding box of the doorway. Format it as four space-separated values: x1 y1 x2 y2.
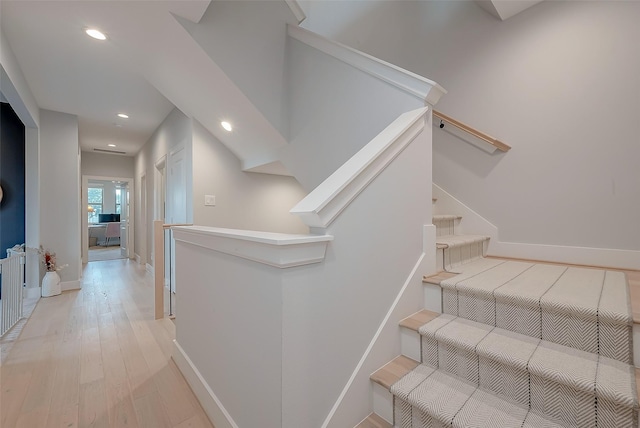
81 175 134 264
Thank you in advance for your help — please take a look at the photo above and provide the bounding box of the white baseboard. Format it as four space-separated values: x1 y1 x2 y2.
433 184 640 270
489 241 640 271
172 340 238 428
146 263 154 276
61 280 81 291
135 253 142 264
24 287 41 299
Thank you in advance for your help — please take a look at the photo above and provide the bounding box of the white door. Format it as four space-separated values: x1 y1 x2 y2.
120 184 130 258
167 146 187 293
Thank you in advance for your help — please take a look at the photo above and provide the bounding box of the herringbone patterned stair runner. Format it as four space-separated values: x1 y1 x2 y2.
392 259 636 428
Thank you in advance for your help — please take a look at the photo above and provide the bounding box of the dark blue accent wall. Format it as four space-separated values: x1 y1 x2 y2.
0 102 26 258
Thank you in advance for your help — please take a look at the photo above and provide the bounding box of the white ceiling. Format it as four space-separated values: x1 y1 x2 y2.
1 0 542 161
0 1 210 156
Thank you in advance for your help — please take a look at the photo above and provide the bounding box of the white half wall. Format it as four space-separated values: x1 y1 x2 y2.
300 0 640 261
39 109 81 288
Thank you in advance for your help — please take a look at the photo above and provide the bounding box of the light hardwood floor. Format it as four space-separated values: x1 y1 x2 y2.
0 259 214 428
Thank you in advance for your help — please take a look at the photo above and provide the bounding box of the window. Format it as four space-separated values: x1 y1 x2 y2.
115 188 122 215
88 187 103 223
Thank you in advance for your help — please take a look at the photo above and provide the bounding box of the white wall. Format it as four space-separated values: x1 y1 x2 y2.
178 0 299 140
300 0 640 256
39 109 80 288
192 120 307 234
81 151 134 179
134 108 192 262
282 36 425 190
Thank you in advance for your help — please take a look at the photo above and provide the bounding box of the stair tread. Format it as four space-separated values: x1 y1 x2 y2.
433 214 462 221
399 309 440 332
422 271 458 285
396 367 570 428
407 370 476 424
370 355 419 390
436 234 490 248
417 314 638 408
528 340 598 394
493 263 568 304
476 328 540 370
456 261 534 295
354 413 391 428
440 258 506 288
539 267 605 317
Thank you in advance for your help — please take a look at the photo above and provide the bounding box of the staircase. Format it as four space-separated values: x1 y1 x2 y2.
359 213 638 428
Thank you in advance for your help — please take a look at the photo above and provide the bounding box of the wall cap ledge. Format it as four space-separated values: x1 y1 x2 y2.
172 226 333 268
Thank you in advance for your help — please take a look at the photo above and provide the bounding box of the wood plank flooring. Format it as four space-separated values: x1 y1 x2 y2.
0 259 214 428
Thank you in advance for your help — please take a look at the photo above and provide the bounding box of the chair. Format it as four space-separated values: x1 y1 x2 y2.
104 222 120 247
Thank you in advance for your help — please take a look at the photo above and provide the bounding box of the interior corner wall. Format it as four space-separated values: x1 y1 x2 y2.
301 0 640 253
191 119 308 234
177 0 298 140
39 109 81 287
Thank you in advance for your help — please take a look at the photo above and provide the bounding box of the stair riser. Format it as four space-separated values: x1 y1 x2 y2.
411 408 448 428
495 297 542 339
418 332 637 428
434 219 455 237
442 242 485 270
530 376 595 428
444 290 633 365
478 357 529 407
541 311 598 355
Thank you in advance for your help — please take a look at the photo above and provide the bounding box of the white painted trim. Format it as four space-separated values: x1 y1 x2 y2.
61 280 80 291
287 25 446 105
284 0 306 24
372 383 393 426
291 108 428 229
172 226 333 268
490 241 640 271
434 183 640 270
145 263 154 276
320 252 425 428
134 253 141 264
172 340 239 428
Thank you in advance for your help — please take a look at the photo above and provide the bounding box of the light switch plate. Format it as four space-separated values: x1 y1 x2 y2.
204 195 216 206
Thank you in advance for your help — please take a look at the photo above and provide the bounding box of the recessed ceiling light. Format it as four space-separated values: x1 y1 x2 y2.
117 113 129 119
221 121 232 132
85 28 107 41
108 144 116 147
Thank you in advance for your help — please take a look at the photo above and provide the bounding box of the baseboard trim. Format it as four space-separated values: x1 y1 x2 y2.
24 287 41 299
145 263 154 276
172 340 238 428
489 241 640 271
321 252 426 428
61 280 81 291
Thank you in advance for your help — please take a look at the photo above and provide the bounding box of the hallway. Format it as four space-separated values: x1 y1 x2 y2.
0 259 214 428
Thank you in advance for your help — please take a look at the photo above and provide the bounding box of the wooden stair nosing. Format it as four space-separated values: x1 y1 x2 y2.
399 309 440 332
354 413 392 428
370 355 419 390
423 271 458 285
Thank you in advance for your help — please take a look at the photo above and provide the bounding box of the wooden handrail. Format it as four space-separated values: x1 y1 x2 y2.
433 110 511 152
154 222 194 319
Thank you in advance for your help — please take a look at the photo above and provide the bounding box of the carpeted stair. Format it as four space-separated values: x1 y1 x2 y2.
433 215 490 271
368 214 637 428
